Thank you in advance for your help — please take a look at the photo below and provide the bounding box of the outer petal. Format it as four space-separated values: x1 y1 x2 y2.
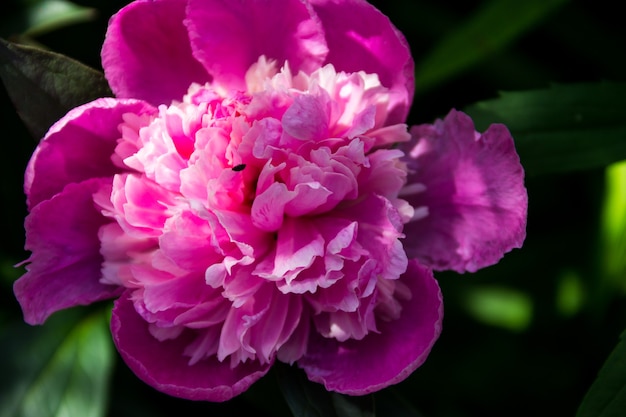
25 98 156 210
102 0 211 104
14 178 122 325
186 0 328 91
111 293 272 401
402 110 527 273
309 0 414 124
297 260 442 394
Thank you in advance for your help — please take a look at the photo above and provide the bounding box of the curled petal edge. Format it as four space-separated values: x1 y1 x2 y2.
111 292 272 401
297 260 443 395
402 109 528 273
15 178 122 325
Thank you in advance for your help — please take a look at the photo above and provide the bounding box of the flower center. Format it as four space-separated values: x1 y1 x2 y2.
96 57 415 366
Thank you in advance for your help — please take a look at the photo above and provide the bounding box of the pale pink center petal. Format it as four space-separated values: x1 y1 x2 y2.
95 57 413 370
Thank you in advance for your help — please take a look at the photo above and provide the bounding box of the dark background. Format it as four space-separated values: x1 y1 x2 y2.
1 1 625 416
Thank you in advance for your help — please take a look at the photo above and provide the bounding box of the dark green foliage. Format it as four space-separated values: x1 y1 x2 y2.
0 38 111 140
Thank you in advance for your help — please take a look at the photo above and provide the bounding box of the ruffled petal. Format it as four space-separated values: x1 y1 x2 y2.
309 0 414 124
297 260 442 394
102 0 211 104
186 0 328 91
25 98 156 210
111 294 272 401
402 110 527 273
14 178 122 325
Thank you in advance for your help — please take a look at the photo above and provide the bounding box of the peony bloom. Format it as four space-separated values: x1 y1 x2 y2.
14 0 527 401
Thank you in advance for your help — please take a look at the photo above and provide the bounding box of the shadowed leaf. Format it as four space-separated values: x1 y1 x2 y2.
577 329 626 417
275 363 376 417
414 0 568 93
0 38 111 140
373 389 423 417
465 82 626 176
276 363 340 417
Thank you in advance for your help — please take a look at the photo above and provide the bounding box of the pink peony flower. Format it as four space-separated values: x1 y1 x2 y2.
14 0 527 401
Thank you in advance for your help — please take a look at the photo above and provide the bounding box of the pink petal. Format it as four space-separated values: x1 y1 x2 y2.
282 94 329 141
309 0 414 124
98 222 157 287
114 173 176 233
102 0 211 104
111 293 271 401
297 260 443 394
186 0 328 91
139 273 229 328
257 217 325 280
251 182 295 231
25 98 156 210
160 210 223 271
14 178 122 325
337 194 407 279
402 110 527 273
217 284 303 365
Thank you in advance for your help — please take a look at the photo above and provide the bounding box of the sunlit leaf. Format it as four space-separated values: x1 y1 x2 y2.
577 329 626 417
555 269 585 317
465 82 626 176
464 286 533 331
0 309 114 417
0 38 112 140
24 0 97 36
600 161 626 289
414 0 568 93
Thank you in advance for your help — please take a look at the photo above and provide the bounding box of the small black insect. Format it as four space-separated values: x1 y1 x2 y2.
232 164 246 172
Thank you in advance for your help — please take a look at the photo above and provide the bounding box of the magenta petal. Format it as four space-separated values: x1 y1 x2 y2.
25 98 156 210
297 260 442 394
14 178 122 325
309 0 414 124
102 0 211 104
186 0 328 91
111 294 271 401
402 110 528 273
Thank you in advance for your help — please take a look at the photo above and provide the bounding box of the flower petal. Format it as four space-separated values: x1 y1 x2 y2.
186 0 328 91
297 260 442 394
102 0 211 104
111 293 271 401
309 0 414 124
14 178 122 325
25 98 156 210
402 110 527 273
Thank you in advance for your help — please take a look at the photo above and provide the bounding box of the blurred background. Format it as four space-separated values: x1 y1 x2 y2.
1 1 625 416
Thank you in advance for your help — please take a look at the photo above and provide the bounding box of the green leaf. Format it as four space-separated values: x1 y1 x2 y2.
576 329 626 417
332 394 374 417
24 0 97 37
464 82 626 176
275 363 376 417
0 38 112 140
0 309 115 417
373 389 423 417
414 0 568 93
600 161 626 290
276 363 339 417
464 286 533 331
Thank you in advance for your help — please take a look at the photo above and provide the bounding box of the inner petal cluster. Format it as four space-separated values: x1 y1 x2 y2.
95 57 415 367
